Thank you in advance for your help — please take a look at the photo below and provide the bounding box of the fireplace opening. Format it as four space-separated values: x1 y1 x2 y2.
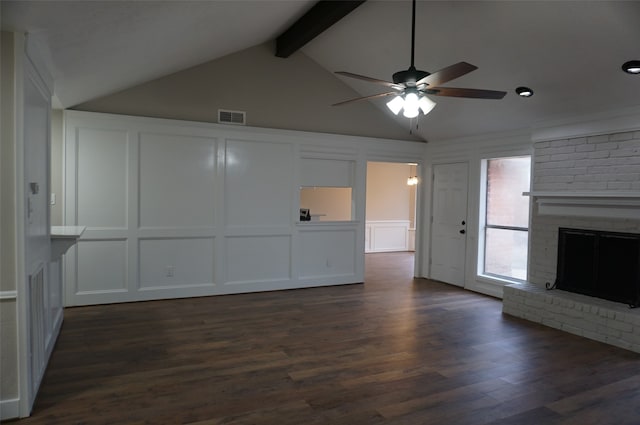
554 228 640 307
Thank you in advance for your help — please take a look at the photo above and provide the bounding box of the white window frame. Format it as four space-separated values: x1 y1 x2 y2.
477 155 531 284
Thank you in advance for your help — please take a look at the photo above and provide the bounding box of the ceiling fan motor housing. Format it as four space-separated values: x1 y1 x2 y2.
393 66 430 86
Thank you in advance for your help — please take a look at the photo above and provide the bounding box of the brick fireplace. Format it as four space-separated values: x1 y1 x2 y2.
502 124 640 353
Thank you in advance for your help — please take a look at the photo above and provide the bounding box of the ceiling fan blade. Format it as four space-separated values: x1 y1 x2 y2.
416 62 478 87
332 91 399 106
429 87 507 99
335 71 400 88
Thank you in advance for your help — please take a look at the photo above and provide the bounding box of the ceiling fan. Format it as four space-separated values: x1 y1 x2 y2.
333 0 507 118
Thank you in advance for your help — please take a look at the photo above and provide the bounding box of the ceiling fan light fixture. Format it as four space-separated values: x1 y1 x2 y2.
403 106 420 119
387 92 436 117
419 95 436 115
622 60 640 74
516 86 534 97
386 96 404 115
402 91 420 117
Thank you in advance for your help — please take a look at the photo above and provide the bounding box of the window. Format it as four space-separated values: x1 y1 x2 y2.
299 158 355 222
300 187 352 221
479 156 531 281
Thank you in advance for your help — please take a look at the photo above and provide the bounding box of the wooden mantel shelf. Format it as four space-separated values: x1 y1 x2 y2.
524 191 640 219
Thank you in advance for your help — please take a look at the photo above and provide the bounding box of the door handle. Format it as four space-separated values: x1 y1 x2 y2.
459 229 466 234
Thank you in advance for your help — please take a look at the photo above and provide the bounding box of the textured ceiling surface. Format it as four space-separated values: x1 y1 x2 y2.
3 1 640 141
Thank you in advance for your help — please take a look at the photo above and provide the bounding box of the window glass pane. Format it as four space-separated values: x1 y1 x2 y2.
484 228 528 280
486 157 531 227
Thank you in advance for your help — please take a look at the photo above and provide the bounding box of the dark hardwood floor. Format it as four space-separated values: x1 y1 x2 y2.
17 252 640 424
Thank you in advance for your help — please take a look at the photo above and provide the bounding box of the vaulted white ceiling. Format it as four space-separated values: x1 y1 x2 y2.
3 1 640 141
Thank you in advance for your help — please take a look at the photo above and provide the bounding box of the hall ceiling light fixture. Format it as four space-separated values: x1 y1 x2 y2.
622 60 640 74
407 176 418 186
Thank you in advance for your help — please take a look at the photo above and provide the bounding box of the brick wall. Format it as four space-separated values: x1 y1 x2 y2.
529 131 640 286
532 131 640 192
503 130 640 352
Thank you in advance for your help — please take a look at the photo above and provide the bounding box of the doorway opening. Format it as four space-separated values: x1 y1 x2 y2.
365 161 420 276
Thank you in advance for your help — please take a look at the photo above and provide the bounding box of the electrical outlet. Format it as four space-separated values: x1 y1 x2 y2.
165 266 174 277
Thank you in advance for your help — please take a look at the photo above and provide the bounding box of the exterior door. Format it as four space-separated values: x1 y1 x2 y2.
430 163 468 287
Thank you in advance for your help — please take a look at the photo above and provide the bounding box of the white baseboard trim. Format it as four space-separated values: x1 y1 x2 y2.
0 397 20 421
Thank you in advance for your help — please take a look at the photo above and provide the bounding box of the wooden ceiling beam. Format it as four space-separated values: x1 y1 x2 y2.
275 0 366 58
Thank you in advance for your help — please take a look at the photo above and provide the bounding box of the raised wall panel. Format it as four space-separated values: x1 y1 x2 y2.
299 229 356 278
225 236 291 284
77 128 128 228
225 139 292 227
300 158 353 187
366 221 410 253
139 133 216 228
76 241 127 294
139 238 215 288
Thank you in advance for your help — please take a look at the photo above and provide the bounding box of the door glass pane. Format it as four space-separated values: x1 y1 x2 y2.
484 228 528 280
486 157 531 227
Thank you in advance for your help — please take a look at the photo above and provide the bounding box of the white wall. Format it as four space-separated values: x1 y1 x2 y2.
366 162 414 222
364 162 416 253
422 131 533 297
0 30 20 419
50 109 63 226
63 111 425 306
1 30 57 420
73 42 420 142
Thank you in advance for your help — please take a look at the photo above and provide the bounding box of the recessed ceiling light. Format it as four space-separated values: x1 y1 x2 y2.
622 60 640 74
515 86 534 97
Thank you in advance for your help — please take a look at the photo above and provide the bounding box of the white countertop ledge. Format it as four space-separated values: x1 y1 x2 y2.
51 226 86 260
51 225 86 239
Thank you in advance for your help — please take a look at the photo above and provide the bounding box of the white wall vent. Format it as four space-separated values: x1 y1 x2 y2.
218 109 246 125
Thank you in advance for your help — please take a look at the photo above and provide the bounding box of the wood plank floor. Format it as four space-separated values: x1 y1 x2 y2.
18 252 640 424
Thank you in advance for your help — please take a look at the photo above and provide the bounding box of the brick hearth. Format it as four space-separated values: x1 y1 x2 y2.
503 283 640 353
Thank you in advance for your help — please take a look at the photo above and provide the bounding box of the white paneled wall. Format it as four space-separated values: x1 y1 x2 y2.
139 133 217 228
299 226 356 278
139 238 215 289
365 220 410 253
64 111 425 305
76 128 128 228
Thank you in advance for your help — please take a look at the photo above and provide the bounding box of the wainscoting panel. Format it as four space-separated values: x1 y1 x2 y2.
365 220 410 253
76 127 129 228
76 240 128 294
139 133 217 228
139 238 215 289
28 264 46 403
224 139 293 228
225 235 291 285
300 158 354 187
299 227 357 280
